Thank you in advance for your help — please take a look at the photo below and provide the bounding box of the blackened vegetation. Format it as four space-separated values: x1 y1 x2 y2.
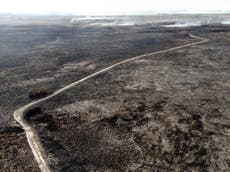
104 102 216 171
27 107 42 116
0 22 193 127
29 88 52 100
29 100 221 171
19 23 230 171
1 18 230 171
0 127 39 171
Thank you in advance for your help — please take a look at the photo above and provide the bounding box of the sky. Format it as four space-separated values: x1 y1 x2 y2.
0 0 230 15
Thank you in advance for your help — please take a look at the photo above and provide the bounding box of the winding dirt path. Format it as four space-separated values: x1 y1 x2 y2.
13 33 209 172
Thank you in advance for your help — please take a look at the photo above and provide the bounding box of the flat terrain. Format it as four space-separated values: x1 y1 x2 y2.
27 26 230 171
1 15 230 171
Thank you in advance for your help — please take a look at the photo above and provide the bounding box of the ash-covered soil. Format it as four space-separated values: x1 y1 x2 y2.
0 127 39 171
0 19 194 171
27 26 230 171
0 23 191 126
1 15 230 171
29 101 228 171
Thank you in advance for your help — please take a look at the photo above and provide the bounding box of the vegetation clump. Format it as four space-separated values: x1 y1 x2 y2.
29 88 52 100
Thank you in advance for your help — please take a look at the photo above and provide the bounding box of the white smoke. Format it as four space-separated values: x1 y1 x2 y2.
162 22 202 28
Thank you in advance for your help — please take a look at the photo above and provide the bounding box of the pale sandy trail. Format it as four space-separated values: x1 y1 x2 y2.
13 33 209 172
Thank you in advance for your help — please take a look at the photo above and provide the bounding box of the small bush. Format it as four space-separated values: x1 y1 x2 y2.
29 88 52 100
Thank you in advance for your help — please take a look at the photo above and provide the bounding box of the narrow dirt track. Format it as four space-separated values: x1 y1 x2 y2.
13 33 209 172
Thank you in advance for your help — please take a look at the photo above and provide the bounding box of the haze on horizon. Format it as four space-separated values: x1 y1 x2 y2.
0 0 230 15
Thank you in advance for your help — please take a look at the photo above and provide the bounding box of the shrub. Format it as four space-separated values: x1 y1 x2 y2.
29 87 52 100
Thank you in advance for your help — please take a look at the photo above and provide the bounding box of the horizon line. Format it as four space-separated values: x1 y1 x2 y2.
1 11 230 16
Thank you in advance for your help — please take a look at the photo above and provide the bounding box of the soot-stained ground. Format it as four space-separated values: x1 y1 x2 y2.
0 16 195 171
1 15 230 171
26 25 230 171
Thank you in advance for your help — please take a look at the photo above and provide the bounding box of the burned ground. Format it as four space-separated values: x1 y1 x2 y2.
0 18 194 171
0 127 39 171
26 26 230 171
0 23 193 126
1 15 230 171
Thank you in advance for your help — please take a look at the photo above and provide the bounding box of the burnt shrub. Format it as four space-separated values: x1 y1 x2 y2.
25 107 43 121
29 87 52 100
